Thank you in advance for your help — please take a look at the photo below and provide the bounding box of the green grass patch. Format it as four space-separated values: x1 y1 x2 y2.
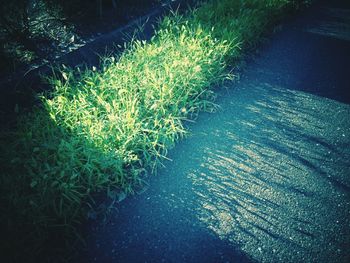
0 0 307 261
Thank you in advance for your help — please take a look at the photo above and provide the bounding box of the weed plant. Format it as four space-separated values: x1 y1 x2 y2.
0 0 305 261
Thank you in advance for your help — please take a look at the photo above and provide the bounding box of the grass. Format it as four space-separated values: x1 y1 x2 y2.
0 0 307 262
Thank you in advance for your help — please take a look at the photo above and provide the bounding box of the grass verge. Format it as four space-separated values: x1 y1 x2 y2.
0 0 308 262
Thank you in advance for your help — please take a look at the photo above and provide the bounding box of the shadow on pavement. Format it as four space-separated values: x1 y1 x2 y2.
79 1 350 262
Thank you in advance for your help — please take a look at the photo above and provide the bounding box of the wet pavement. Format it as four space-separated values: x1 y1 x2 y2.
79 0 350 262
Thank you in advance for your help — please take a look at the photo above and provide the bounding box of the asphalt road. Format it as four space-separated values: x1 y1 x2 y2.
79 0 350 262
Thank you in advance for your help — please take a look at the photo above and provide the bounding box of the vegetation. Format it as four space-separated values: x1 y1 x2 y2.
0 0 162 74
0 0 307 262
0 0 76 73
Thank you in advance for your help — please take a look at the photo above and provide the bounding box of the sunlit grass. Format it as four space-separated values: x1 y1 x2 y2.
0 0 304 261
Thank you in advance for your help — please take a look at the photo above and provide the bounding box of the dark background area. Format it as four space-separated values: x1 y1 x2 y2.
0 0 161 77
